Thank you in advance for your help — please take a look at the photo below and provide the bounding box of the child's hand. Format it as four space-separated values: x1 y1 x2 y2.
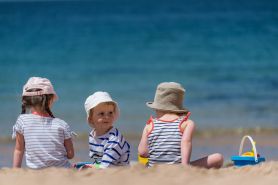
71 131 78 137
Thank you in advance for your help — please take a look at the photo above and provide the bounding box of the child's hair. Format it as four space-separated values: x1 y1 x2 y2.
155 109 187 116
21 77 58 118
21 88 55 118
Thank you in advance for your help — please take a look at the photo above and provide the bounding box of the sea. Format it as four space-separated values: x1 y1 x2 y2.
0 0 278 167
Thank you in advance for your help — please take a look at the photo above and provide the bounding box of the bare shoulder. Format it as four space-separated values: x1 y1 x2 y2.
180 119 195 132
145 122 153 133
186 119 195 126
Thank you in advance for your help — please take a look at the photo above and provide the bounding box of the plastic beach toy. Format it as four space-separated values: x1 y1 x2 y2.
138 155 148 165
73 162 100 170
231 135 265 167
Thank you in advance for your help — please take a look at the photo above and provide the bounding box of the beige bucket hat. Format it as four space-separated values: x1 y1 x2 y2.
146 82 188 113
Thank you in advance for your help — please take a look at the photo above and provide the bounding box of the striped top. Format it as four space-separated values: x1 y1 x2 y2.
147 116 188 166
89 127 130 168
12 114 72 169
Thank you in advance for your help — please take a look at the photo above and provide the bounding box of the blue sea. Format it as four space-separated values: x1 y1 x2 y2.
0 0 278 167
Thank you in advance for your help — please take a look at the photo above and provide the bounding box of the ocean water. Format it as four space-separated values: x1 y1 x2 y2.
0 0 278 138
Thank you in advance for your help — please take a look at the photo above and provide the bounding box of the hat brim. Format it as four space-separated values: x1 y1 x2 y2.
146 102 189 113
86 100 120 120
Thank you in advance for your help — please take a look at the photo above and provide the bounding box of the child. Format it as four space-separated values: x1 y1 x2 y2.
84 91 130 168
12 77 74 169
138 82 223 168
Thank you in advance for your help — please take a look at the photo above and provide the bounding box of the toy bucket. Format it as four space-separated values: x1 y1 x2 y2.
138 155 148 165
231 135 265 167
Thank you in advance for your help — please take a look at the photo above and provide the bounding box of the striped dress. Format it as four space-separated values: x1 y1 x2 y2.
12 114 72 169
147 116 187 166
89 127 130 168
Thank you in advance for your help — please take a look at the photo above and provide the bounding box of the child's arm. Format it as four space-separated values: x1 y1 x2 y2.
181 120 195 166
13 132 25 168
64 138 74 159
101 135 130 168
138 124 150 157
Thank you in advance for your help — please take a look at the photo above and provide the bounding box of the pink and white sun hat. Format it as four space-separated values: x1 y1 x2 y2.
22 77 58 101
84 91 119 121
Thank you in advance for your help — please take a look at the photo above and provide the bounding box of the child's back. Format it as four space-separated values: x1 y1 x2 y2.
13 114 72 168
139 82 223 168
12 77 74 169
147 115 189 166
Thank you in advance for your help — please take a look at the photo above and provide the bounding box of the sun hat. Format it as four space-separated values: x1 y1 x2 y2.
22 77 58 101
84 91 119 120
146 82 188 113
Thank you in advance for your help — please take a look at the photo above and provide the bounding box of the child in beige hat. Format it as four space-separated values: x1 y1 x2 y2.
138 82 223 168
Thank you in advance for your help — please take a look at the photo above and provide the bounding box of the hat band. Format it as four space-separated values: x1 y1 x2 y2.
150 102 187 112
23 90 44 96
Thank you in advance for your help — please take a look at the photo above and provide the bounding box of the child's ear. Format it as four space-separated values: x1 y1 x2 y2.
87 114 94 128
87 109 93 122
87 114 92 123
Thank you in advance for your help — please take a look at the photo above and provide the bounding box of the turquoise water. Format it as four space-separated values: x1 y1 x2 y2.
0 0 278 137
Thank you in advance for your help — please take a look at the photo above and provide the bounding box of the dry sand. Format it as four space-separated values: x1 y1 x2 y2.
1 131 277 185
1 162 278 185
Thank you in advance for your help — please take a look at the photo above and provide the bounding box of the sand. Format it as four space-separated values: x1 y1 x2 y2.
1 131 278 185
1 162 278 185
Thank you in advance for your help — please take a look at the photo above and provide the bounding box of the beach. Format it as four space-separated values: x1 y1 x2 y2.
1 162 278 185
1 129 278 184
1 130 278 167
0 0 278 184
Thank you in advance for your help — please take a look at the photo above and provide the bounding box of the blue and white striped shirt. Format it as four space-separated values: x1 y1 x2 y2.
147 116 187 166
89 127 130 168
12 114 72 169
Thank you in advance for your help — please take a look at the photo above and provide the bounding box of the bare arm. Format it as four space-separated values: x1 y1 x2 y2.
64 138 74 159
181 120 195 166
138 125 150 157
13 132 25 168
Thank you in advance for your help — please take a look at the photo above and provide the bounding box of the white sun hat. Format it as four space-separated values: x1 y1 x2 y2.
84 91 119 120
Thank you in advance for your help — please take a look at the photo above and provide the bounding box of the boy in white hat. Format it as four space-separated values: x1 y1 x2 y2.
84 91 130 168
138 82 223 168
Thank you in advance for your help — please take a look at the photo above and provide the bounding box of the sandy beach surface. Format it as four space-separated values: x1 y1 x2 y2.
1 162 278 185
1 130 278 166
1 131 277 185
